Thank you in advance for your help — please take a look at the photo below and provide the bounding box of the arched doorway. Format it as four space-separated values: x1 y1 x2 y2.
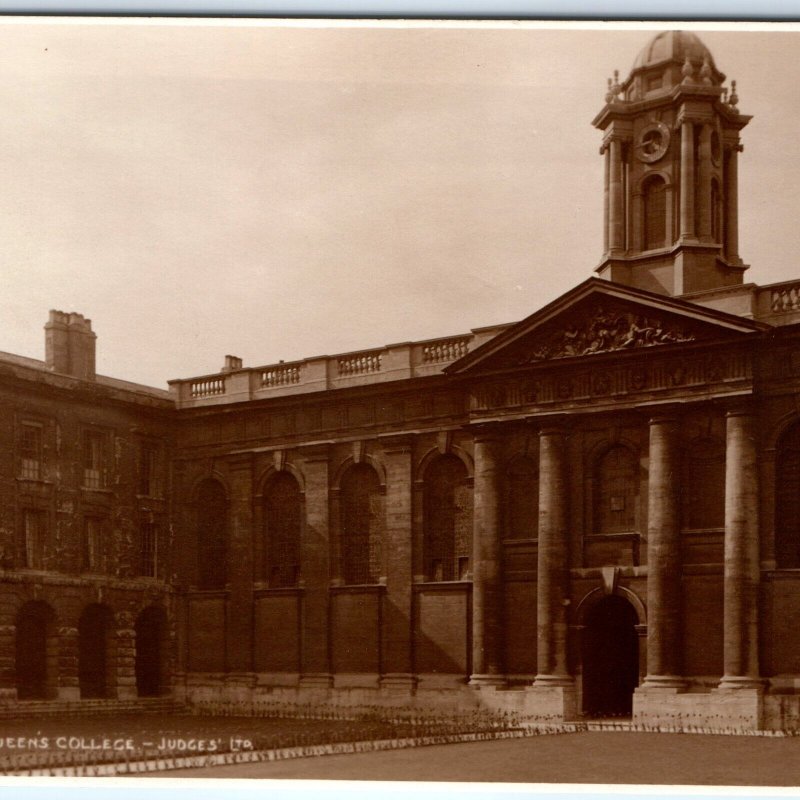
135 606 167 697
15 601 56 699
582 595 639 717
78 604 113 699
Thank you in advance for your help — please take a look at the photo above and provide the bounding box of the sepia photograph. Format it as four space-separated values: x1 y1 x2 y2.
2 16 800 789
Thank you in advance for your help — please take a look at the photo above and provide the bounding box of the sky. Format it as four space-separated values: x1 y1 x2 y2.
0 19 799 388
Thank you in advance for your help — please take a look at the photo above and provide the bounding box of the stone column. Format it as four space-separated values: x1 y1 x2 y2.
725 145 742 262
719 407 762 689
57 625 80 700
298 445 333 687
379 435 415 690
0 624 16 701
603 144 610 255
609 138 625 252
470 426 505 686
115 612 137 700
697 124 712 240
642 414 686 688
226 453 255 678
534 425 571 686
680 120 696 240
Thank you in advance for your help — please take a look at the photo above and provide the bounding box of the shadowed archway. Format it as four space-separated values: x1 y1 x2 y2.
581 594 639 717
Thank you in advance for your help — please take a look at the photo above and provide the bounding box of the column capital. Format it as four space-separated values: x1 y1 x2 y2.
725 400 756 420
638 403 684 426
469 422 506 444
532 415 570 438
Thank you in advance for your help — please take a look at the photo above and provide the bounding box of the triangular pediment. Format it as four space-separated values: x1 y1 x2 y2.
447 278 767 375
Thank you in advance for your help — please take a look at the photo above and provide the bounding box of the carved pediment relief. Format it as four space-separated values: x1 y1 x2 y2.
512 305 696 365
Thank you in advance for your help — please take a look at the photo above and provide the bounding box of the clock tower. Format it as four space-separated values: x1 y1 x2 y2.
593 31 751 297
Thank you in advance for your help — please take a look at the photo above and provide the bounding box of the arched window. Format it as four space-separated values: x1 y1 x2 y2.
196 478 228 589
423 454 472 581
594 445 639 534
776 423 800 568
682 438 725 530
505 456 539 540
711 178 722 243
642 175 667 250
264 472 301 587
340 464 383 585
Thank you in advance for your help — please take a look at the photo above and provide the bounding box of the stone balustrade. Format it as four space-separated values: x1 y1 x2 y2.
168 324 509 408
769 282 800 314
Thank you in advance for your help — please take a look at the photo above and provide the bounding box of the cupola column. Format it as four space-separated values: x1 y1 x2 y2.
609 138 625 253
679 120 696 241
725 144 742 263
698 124 713 240
603 144 610 254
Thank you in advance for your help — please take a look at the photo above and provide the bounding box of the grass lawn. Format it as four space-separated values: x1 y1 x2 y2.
146 730 800 786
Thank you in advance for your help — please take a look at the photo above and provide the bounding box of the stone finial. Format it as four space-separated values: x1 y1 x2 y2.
681 55 695 84
605 77 615 103
729 80 739 109
700 55 713 85
611 69 621 95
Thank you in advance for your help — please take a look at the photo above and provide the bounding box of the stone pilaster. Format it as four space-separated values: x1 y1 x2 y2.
379 435 415 690
470 426 505 686
680 120 696 240
298 445 333 688
641 414 686 689
57 625 80 701
534 424 572 687
115 613 136 700
609 138 625 252
0 624 16 701
719 406 763 690
226 453 255 674
697 124 713 240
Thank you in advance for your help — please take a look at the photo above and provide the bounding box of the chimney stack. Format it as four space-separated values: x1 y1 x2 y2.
221 355 243 373
45 310 97 381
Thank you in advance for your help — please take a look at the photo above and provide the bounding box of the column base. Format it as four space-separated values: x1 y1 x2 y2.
639 675 688 691
58 686 80 702
469 673 507 688
533 674 574 688
717 676 766 691
299 673 333 689
380 673 418 692
525 682 578 721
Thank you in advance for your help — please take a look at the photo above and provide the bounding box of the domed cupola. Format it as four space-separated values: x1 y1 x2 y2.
625 31 725 99
592 30 751 298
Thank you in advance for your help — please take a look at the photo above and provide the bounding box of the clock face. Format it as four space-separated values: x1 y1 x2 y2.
636 122 671 163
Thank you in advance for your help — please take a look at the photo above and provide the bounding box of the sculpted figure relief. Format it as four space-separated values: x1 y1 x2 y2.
519 306 696 364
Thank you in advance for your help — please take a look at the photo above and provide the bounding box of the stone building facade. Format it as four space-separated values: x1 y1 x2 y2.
4 30 800 729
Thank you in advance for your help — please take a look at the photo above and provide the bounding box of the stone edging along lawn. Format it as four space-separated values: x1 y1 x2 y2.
11 721 800 778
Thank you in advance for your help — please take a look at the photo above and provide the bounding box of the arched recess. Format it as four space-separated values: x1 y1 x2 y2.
135 605 169 697
15 601 57 700
592 444 640 534
776 421 800 568
580 593 641 717
682 437 725 530
195 477 228 590
641 173 668 251
263 471 302 587
422 453 472 581
339 462 384 585
78 603 114 699
504 454 539 540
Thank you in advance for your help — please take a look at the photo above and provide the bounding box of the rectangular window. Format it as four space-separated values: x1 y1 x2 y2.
81 517 105 572
139 521 157 578
83 431 105 489
20 424 43 481
138 444 158 496
20 509 45 569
